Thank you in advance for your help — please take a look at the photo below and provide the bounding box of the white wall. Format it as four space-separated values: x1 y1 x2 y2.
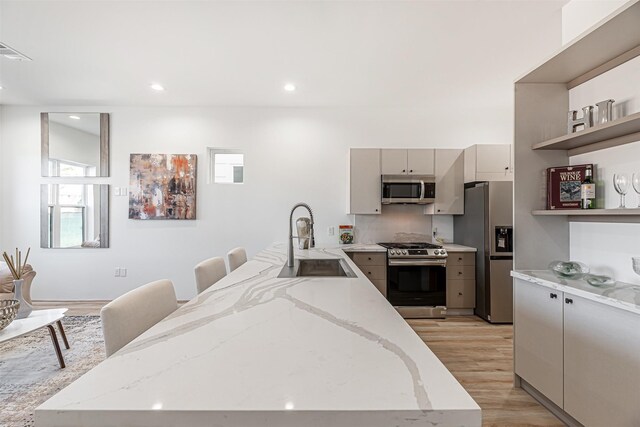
0 106 506 300
562 0 630 44
569 56 640 283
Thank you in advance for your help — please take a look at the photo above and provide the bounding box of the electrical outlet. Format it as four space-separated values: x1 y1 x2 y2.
114 268 120 277
120 268 127 277
327 226 335 236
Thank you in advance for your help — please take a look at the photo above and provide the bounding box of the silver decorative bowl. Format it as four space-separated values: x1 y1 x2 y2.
0 299 20 331
548 260 589 279
583 273 615 287
632 257 640 277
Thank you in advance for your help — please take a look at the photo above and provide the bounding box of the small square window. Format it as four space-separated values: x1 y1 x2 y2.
208 149 244 184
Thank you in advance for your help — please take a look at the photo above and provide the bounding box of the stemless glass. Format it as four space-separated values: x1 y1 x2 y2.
613 173 629 208
632 173 640 208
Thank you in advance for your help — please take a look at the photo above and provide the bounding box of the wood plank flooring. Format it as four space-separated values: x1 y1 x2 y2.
34 301 562 426
407 316 563 426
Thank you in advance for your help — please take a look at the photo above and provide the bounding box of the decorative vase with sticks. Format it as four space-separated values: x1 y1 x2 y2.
2 248 33 319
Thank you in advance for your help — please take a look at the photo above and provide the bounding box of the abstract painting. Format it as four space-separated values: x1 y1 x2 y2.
129 154 197 220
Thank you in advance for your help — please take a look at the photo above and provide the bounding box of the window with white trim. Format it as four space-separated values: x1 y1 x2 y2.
208 148 244 184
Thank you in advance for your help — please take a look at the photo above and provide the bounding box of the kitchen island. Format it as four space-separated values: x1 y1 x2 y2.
36 244 481 427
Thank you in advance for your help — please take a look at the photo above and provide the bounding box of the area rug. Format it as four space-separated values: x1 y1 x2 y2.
0 316 105 427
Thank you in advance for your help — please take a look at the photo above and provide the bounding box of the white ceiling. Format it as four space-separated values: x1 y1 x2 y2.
0 0 566 107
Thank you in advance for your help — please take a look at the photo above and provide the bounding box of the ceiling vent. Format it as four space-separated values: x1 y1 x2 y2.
0 42 32 61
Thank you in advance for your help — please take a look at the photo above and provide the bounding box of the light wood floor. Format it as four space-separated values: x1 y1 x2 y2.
34 301 562 426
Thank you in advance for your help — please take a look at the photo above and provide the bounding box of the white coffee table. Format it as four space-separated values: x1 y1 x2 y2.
0 309 70 368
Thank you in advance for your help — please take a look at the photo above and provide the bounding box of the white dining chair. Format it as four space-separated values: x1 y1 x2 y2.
227 247 248 272
100 279 178 357
194 257 227 294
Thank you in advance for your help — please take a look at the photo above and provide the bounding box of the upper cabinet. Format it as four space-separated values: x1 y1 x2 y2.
381 149 434 175
347 149 381 215
464 144 512 183
426 149 464 215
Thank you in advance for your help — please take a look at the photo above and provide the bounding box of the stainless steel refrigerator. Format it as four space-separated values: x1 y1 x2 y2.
454 181 513 323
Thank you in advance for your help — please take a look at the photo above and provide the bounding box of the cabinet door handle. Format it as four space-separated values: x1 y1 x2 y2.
409 169 413 173
458 257 463 261
458 271 463 275
550 293 558 299
565 298 573 304
368 257 372 261
402 169 406 173
367 271 372 275
375 208 379 212
458 292 463 296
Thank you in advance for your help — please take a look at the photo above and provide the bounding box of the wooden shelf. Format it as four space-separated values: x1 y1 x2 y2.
532 209 640 223
517 1 640 86
531 112 640 154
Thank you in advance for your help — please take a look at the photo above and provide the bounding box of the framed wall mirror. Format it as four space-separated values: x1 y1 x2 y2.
41 184 109 249
41 113 110 177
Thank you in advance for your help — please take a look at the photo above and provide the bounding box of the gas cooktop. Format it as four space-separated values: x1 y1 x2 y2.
378 242 442 250
377 242 447 259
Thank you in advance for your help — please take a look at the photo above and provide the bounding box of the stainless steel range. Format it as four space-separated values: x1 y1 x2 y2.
381 242 447 265
378 242 448 318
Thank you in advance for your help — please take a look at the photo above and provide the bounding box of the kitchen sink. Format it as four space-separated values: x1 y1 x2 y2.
278 258 357 278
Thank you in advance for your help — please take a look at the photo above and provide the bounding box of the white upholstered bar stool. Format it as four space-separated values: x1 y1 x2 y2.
194 257 227 294
227 247 247 272
100 279 178 357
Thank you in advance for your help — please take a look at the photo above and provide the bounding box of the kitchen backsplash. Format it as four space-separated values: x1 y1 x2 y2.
353 205 454 244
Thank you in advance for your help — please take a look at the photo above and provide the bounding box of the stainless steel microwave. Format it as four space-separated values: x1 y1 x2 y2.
381 175 436 204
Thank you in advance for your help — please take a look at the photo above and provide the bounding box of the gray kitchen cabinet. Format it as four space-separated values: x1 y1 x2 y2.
381 149 435 175
407 149 435 175
445 252 475 309
426 149 464 215
346 252 387 297
563 294 640 427
347 149 381 215
515 277 640 426
514 278 564 408
464 144 513 183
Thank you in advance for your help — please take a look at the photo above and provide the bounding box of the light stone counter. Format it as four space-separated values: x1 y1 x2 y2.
442 244 477 253
512 270 640 316
339 243 386 252
36 243 481 427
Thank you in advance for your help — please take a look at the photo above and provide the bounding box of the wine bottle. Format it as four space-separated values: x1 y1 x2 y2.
581 168 595 209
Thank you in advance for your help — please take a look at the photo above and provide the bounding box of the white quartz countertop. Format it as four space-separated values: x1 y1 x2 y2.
36 244 480 427
442 244 477 253
339 243 386 252
512 270 640 316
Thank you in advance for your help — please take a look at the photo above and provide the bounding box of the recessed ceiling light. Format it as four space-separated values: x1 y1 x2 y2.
0 86 3 90
283 83 296 92
150 83 165 91
69 115 80 120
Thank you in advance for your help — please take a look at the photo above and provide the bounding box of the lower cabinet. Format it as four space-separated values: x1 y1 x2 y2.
563 294 640 427
514 279 564 407
514 278 640 426
346 252 387 297
446 252 476 309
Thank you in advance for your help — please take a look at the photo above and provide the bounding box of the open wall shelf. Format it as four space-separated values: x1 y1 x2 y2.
532 111 640 155
531 209 640 223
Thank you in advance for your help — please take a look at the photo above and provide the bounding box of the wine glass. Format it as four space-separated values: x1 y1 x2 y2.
632 173 640 208
613 174 629 208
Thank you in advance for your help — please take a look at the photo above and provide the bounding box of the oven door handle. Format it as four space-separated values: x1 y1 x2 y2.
388 259 447 267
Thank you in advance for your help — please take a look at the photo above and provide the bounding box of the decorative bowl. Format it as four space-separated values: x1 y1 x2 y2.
548 261 589 279
583 273 615 287
0 299 20 331
632 257 640 276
